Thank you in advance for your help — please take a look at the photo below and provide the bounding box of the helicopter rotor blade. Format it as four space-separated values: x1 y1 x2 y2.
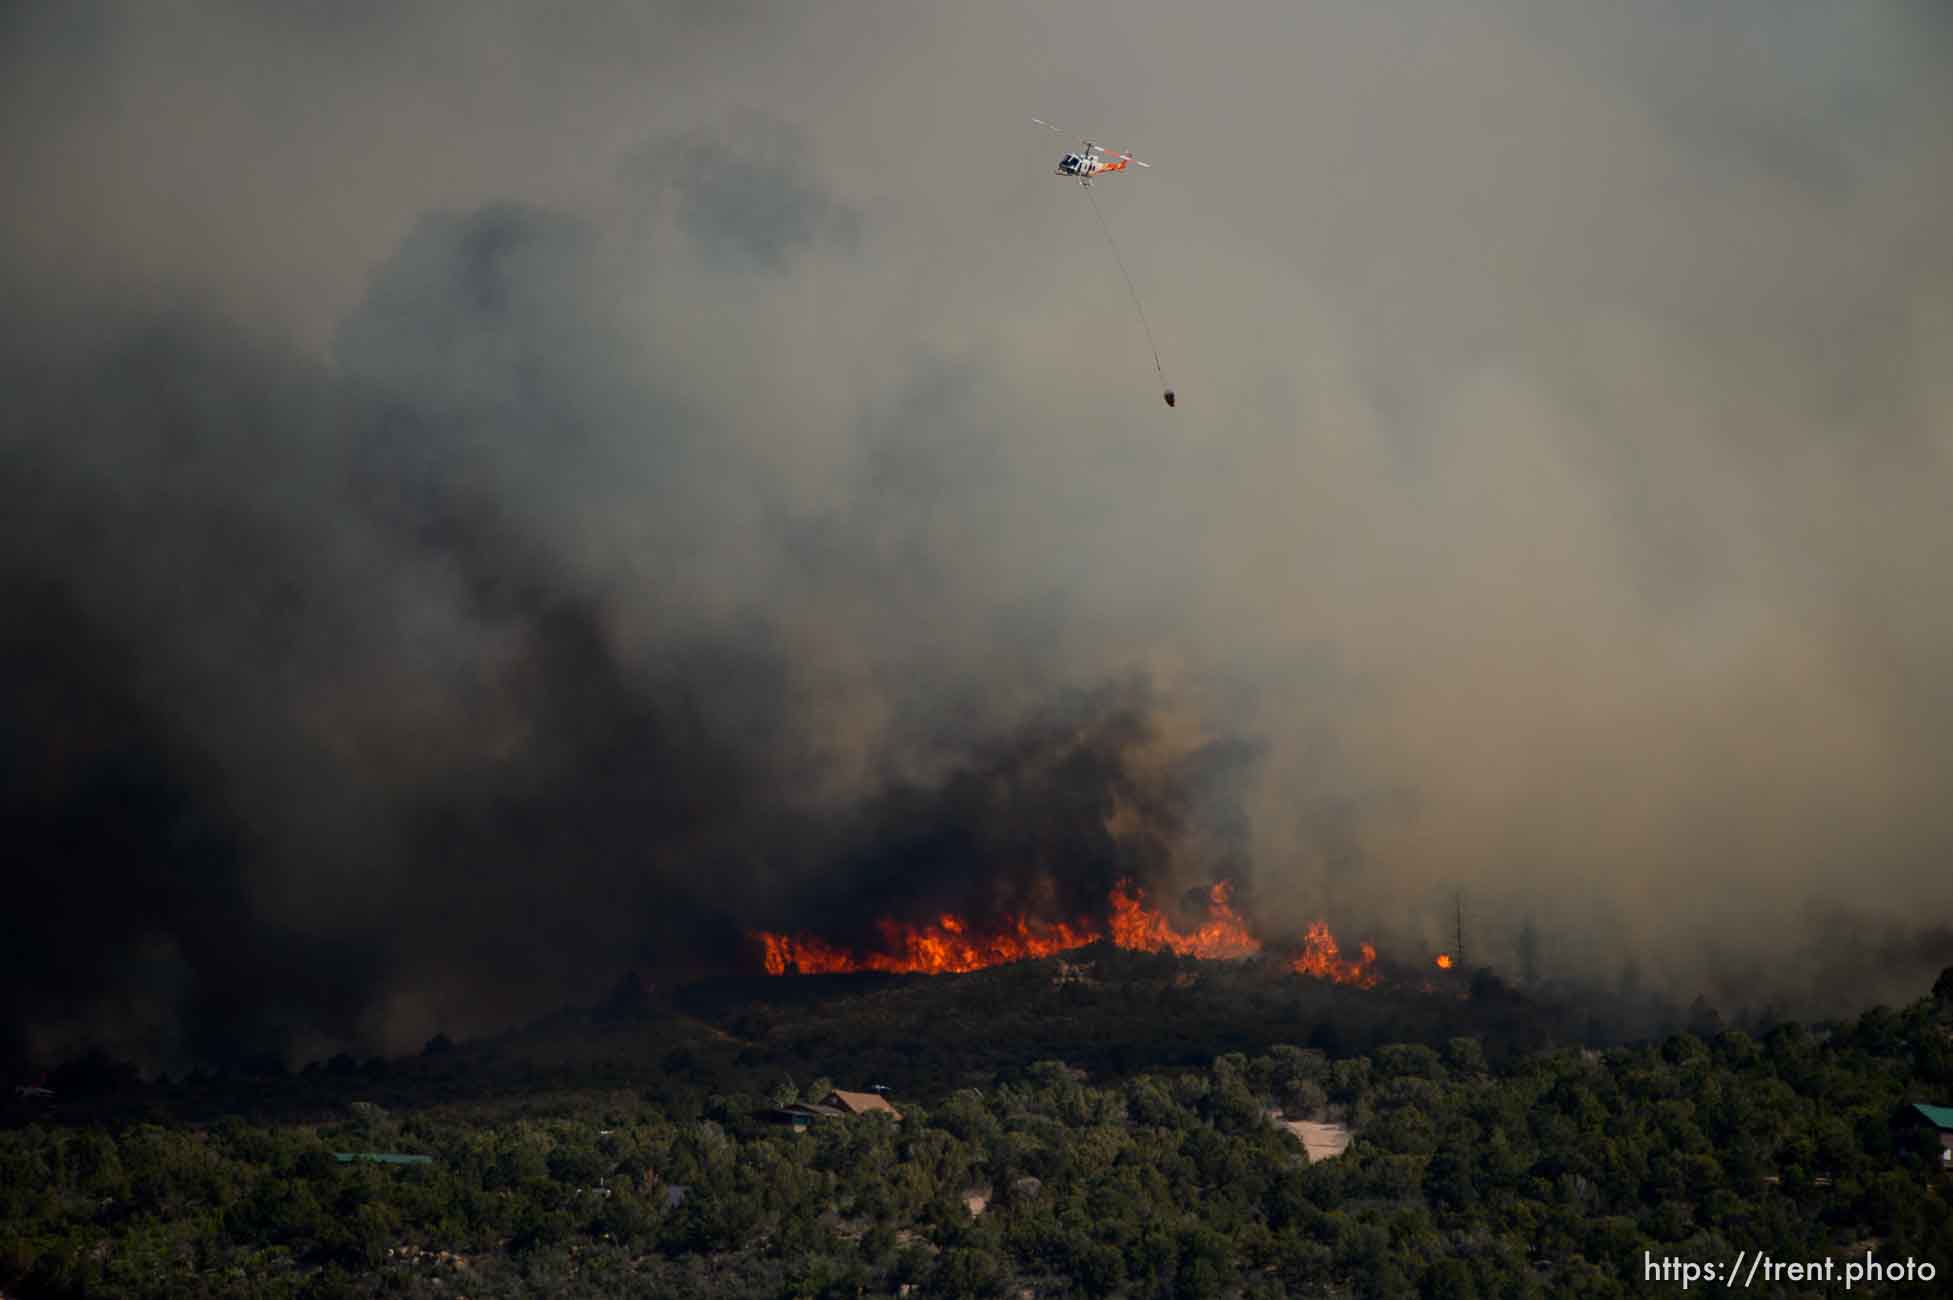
1037 118 1149 167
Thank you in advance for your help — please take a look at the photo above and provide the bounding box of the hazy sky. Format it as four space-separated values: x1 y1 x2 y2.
5 0 1951 1066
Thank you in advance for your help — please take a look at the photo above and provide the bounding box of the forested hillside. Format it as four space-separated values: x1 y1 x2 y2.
5 969 1951 1298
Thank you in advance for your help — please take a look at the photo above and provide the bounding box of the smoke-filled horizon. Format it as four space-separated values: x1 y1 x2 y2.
5 0 1951 1069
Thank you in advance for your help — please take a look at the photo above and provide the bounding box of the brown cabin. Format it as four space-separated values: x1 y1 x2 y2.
821 1088 902 1120
766 1088 903 1131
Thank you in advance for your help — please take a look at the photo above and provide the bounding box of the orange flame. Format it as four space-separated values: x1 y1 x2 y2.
1434 952 1454 970
1106 880 1261 960
754 880 1378 985
757 912 1098 976
757 880 1253 975
1289 920 1379 988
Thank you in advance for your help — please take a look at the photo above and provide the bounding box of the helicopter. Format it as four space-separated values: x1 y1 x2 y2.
1030 117 1176 408
1033 118 1151 187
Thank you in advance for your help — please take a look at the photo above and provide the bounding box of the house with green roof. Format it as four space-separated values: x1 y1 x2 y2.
1901 1103 1953 1172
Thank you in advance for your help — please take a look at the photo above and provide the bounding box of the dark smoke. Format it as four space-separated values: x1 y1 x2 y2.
755 677 1261 948
0 188 1232 1070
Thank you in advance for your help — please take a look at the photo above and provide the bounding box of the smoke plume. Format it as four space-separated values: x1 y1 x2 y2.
5 0 1952 1067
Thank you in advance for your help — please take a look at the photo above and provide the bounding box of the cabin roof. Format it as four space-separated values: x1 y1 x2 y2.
1911 1103 1953 1130
826 1089 903 1119
1279 1120 1352 1163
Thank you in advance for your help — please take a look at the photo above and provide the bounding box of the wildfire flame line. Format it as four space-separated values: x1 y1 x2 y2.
755 912 1101 977
751 880 1377 986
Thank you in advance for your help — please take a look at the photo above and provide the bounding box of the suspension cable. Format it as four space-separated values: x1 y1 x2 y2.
1083 184 1169 397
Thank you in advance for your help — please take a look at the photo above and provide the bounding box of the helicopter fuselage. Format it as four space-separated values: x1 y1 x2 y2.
1037 120 1150 187
1056 149 1128 185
